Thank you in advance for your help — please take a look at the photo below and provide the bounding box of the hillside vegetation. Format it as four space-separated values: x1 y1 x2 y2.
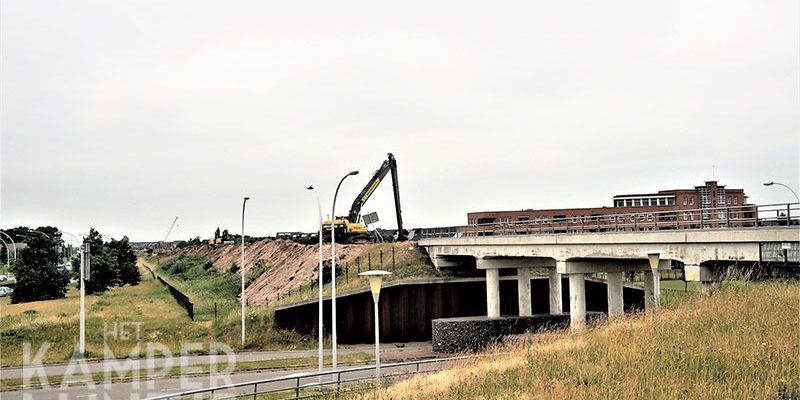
151 240 435 306
372 281 799 400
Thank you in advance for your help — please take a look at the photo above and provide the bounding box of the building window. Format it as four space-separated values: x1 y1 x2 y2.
734 197 738 205
624 199 632 207
617 215 624 222
683 196 687 206
634 199 641 207
689 197 694 206
668 198 675 205
683 212 689 221
517 216 530 223
646 214 653 222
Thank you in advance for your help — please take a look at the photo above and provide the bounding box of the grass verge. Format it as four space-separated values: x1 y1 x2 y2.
0 352 373 390
0 264 209 366
370 280 800 399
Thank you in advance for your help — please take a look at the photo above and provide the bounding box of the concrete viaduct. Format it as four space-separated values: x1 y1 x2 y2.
419 226 799 330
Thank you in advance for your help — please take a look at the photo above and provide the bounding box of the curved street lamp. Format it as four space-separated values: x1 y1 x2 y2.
763 181 800 203
0 236 10 271
0 231 17 261
330 170 358 372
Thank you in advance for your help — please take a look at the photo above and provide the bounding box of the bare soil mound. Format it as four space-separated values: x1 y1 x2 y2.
157 239 418 305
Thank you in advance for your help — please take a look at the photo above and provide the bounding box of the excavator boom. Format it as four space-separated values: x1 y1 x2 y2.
346 153 406 241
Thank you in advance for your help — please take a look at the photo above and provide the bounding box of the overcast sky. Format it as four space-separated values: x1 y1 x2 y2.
1 0 798 242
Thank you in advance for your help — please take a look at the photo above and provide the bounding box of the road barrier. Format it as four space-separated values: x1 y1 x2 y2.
144 355 477 400
157 276 194 320
415 202 799 239
144 263 194 320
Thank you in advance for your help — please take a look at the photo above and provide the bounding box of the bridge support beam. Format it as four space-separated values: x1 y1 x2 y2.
549 267 562 314
643 270 656 310
568 273 586 331
606 271 624 319
485 268 500 319
518 267 532 317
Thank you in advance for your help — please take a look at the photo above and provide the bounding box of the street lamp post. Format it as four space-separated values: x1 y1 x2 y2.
764 182 800 203
0 237 10 271
79 240 90 356
330 170 358 372
359 270 392 384
241 196 251 348
0 231 17 261
59 231 86 356
306 185 324 381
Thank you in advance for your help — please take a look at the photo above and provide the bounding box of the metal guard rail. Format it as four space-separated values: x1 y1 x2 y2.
415 202 799 239
145 355 477 400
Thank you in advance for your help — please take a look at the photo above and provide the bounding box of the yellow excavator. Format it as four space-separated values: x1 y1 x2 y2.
323 153 406 244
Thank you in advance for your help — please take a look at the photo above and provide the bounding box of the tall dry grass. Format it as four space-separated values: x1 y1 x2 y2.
373 281 800 399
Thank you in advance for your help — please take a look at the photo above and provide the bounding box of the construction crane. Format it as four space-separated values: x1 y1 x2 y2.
162 216 179 242
324 153 406 243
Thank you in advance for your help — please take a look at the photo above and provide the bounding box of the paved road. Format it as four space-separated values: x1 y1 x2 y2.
1 342 433 381
1 353 452 400
0 343 437 399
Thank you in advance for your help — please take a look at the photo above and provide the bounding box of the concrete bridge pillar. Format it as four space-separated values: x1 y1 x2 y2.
642 270 656 310
568 273 586 331
485 268 500 319
517 267 532 317
549 265 563 314
606 271 624 319
685 264 721 294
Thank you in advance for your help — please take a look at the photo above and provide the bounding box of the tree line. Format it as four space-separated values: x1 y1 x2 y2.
3 226 141 303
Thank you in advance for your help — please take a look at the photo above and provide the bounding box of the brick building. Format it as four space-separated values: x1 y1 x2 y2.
466 181 753 234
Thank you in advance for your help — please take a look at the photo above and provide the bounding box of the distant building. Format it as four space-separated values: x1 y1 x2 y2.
466 181 754 234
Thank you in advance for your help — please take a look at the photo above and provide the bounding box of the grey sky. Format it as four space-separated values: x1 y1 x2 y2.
1 0 798 242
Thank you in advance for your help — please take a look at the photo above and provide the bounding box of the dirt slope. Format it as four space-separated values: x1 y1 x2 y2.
156 239 415 305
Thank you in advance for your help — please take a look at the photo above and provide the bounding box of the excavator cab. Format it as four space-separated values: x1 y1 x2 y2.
322 153 406 244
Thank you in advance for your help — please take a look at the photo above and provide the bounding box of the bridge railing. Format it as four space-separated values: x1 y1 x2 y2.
414 203 799 239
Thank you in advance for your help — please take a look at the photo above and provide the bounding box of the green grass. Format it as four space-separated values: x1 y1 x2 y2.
0 264 210 366
374 280 800 400
147 256 317 351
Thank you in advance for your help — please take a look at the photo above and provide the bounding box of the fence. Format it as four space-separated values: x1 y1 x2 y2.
415 203 799 239
144 355 476 400
275 244 403 303
144 263 194 320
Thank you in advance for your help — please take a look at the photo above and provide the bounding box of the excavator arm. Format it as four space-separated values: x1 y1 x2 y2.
346 153 406 240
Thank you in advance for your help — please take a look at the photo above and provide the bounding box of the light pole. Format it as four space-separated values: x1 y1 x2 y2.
331 170 358 372
0 231 17 261
241 196 251 348
359 270 392 384
764 182 800 203
306 185 324 381
59 231 85 356
0 237 10 271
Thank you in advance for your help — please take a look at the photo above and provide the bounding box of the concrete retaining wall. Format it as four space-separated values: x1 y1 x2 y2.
431 312 604 353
